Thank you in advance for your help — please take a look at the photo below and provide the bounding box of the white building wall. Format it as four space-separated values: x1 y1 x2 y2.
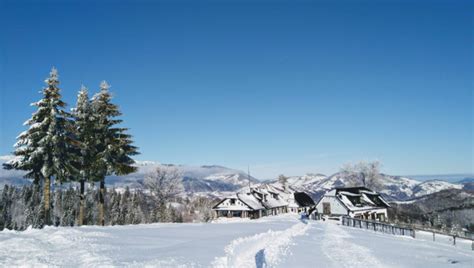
216 198 251 210
316 196 348 215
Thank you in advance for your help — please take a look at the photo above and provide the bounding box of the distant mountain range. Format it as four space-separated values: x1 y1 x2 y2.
266 172 470 201
409 174 474 184
389 188 474 232
0 155 471 201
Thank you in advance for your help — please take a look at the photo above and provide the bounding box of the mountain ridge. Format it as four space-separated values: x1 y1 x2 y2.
0 156 465 201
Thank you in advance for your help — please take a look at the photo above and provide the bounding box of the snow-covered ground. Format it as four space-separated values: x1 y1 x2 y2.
0 215 471 267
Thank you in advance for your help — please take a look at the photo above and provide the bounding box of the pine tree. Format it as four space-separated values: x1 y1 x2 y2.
3 68 78 225
91 81 139 226
72 85 98 225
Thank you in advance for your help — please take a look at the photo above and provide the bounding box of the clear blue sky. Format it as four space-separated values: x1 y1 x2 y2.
1 0 472 179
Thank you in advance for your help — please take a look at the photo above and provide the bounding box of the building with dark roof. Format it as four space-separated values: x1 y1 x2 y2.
212 184 315 219
315 187 390 221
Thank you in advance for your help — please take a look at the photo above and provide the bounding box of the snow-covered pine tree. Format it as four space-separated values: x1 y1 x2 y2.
91 81 139 226
3 68 78 225
72 85 98 226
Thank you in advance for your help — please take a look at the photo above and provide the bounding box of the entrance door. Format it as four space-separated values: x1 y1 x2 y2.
323 202 331 215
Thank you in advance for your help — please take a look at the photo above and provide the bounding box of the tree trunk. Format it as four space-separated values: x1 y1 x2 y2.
99 179 105 226
44 176 51 225
79 180 85 226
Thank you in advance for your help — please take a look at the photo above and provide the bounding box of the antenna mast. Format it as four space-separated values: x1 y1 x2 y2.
248 165 251 190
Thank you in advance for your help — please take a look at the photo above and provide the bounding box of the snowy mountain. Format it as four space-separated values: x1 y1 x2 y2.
267 172 463 201
457 177 474 184
411 180 463 198
0 155 464 200
100 161 260 197
0 156 29 187
0 156 258 196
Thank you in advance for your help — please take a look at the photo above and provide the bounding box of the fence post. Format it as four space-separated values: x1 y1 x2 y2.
453 236 456 246
433 232 435 241
412 229 416 238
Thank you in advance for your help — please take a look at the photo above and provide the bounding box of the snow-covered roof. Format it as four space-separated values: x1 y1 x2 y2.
359 189 378 195
237 193 265 210
324 187 390 211
325 189 337 196
261 196 288 209
213 182 312 211
361 193 377 206
338 191 361 197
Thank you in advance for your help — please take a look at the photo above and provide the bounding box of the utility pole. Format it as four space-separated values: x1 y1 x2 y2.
248 165 251 191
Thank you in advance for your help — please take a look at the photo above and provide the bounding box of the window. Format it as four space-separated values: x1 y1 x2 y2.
323 202 331 214
230 199 236 205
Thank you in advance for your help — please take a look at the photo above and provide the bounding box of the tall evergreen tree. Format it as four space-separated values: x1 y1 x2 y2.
3 68 78 225
91 81 139 225
72 85 97 225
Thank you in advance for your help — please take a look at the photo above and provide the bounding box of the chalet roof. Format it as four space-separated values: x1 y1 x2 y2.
237 193 265 210
261 196 287 209
294 192 315 207
319 187 390 212
212 183 314 212
335 186 372 194
338 191 362 197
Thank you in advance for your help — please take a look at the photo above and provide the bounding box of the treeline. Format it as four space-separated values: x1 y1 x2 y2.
0 184 216 231
3 67 138 227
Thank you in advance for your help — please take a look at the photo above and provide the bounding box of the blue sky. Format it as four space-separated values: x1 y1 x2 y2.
1 1 472 179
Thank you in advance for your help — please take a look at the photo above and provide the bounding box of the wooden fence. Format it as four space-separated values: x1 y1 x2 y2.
341 216 415 237
341 216 474 251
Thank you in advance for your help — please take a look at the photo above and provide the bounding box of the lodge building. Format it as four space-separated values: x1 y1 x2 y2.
212 184 315 219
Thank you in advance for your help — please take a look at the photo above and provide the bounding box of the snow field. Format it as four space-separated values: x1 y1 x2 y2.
277 220 473 268
415 230 474 252
321 222 386 268
0 214 472 267
0 227 114 266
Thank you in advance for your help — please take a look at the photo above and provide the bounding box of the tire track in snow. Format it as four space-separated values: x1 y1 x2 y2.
212 220 310 268
321 222 390 268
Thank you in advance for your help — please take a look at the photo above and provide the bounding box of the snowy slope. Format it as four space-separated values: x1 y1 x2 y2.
278 219 473 268
411 180 463 197
0 215 471 267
